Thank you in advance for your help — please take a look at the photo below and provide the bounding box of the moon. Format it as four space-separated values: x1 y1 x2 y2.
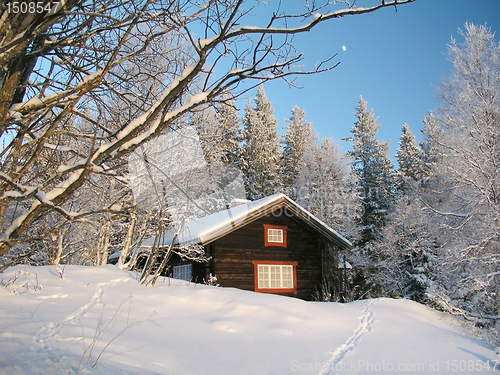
342 46 347 52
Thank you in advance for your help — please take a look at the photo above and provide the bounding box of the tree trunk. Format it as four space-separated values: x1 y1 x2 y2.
118 208 137 270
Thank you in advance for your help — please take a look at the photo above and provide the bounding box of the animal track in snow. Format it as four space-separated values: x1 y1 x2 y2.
318 299 378 375
33 278 130 351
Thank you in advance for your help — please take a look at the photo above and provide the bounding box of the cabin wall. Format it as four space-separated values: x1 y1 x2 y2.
208 208 324 301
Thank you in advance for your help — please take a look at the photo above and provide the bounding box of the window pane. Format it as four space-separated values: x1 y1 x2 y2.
270 266 280 288
173 264 192 281
282 266 293 288
258 265 269 288
267 229 283 243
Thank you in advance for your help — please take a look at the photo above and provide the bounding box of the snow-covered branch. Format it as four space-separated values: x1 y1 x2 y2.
0 0 416 257
419 198 470 218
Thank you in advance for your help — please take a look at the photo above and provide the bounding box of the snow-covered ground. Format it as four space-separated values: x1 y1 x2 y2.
0 265 497 375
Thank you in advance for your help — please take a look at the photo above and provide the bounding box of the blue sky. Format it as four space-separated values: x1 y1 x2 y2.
234 0 500 162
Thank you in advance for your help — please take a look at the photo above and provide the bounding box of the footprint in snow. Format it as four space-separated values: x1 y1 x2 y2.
318 299 378 375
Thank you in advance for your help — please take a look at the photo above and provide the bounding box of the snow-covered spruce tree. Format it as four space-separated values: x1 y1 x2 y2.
192 106 225 165
0 0 415 262
214 95 247 205
419 111 444 178
190 103 245 209
371 119 439 302
216 93 244 168
345 96 396 245
190 105 229 209
396 123 426 186
295 136 359 240
294 135 360 301
370 188 442 302
192 98 242 168
242 85 282 200
381 114 444 302
343 97 396 299
281 106 312 196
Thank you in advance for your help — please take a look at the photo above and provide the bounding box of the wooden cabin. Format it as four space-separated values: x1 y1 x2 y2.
147 193 351 301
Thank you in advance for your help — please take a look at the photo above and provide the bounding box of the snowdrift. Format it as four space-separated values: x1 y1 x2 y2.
0 265 497 375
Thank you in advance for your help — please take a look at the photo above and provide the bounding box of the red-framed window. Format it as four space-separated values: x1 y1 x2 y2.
252 261 298 294
263 224 287 247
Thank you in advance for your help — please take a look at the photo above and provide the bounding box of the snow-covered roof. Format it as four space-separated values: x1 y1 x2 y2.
145 193 352 250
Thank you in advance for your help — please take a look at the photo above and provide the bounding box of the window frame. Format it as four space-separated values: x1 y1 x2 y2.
252 261 298 294
172 263 192 281
263 224 287 247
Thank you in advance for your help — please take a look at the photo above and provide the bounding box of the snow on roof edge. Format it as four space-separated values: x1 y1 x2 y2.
195 193 286 244
149 193 352 249
281 195 352 248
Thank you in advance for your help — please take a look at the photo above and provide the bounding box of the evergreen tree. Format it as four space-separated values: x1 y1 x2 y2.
242 85 282 200
419 111 443 177
373 24 500 346
216 93 243 167
396 123 425 183
294 135 360 302
345 96 395 245
295 136 359 240
281 106 312 195
191 104 246 208
192 106 224 165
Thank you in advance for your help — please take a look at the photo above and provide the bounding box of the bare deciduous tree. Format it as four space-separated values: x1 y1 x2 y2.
0 0 415 260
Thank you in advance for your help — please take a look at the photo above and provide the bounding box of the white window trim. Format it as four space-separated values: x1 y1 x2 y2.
257 264 294 289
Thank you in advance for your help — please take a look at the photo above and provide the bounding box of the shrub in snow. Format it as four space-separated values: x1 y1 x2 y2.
204 273 220 287
1 269 42 294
